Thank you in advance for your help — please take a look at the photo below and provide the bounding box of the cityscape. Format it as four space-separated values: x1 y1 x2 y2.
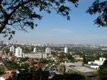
0 40 107 80
0 0 107 80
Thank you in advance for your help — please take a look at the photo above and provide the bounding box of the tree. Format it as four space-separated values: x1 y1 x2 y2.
7 68 49 80
0 67 4 75
98 59 107 80
87 0 107 27
51 73 86 80
0 0 79 39
58 65 65 74
5 60 20 70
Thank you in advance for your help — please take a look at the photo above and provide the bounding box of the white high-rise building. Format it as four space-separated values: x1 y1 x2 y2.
15 47 22 57
45 47 51 54
64 47 68 53
10 46 15 53
33 47 36 53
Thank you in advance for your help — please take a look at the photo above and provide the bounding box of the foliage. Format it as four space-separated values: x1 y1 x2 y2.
4 60 20 70
23 47 32 53
58 65 65 74
7 68 49 80
83 55 88 64
98 59 107 80
58 52 65 59
51 73 86 80
20 57 29 62
93 71 100 80
0 57 2 60
51 52 57 57
40 59 53 64
0 67 4 75
87 0 107 27
66 53 75 62
4 48 9 54
7 67 87 80
0 0 79 39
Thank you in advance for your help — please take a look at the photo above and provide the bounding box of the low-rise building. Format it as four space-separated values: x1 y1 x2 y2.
87 57 106 69
24 53 47 58
0 73 13 80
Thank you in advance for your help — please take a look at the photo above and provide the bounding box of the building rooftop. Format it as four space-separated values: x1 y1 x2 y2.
2 73 13 79
73 66 97 73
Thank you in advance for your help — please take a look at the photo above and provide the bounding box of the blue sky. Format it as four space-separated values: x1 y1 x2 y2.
1 0 107 44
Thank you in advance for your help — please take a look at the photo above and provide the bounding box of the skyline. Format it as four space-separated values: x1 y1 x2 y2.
1 0 107 44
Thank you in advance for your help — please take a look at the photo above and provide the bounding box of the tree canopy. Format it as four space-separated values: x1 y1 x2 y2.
0 0 78 39
7 68 86 80
87 0 107 27
98 59 107 80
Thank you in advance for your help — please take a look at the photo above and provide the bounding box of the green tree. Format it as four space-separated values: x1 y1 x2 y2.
5 60 20 70
58 65 65 74
0 0 78 39
83 55 87 64
0 67 4 75
98 59 107 80
51 73 86 80
87 0 107 27
7 68 49 80
20 57 29 62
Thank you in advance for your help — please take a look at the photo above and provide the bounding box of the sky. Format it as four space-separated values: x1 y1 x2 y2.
1 0 107 44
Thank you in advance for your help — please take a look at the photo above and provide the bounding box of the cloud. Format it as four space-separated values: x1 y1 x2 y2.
51 28 71 33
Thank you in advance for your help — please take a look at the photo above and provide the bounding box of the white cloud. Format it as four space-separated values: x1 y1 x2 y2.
51 28 71 33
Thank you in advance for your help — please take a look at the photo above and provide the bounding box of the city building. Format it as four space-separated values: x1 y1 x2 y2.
0 73 13 80
45 47 51 54
24 53 47 58
64 47 68 53
15 47 22 57
0 40 3 46
33 47 36 53
10 46 15 53
62 62 97 80
87 57 106 69
0 50 2 54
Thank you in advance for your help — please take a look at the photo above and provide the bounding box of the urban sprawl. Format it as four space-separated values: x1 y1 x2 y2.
0 40 107 80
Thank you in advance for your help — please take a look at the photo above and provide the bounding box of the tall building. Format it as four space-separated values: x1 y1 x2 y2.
64 47 68 53
45 47 51 54
33 47 36 53
15 47 22 57
10 46 15 53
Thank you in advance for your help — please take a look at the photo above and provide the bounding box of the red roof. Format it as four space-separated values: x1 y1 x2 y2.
11 56 17 58
2 73 13 79
0 60 3 62
0 55 3 57
9 69 17 72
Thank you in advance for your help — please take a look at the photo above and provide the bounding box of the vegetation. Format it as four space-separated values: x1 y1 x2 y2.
0 0 78 39
58 65 65 74
7 68 49 80
52 73 86 80
7 68 86 80
0 67 4 75
98 60 107 80
87 0 107 27
40 59 53 64
4 60 20 70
